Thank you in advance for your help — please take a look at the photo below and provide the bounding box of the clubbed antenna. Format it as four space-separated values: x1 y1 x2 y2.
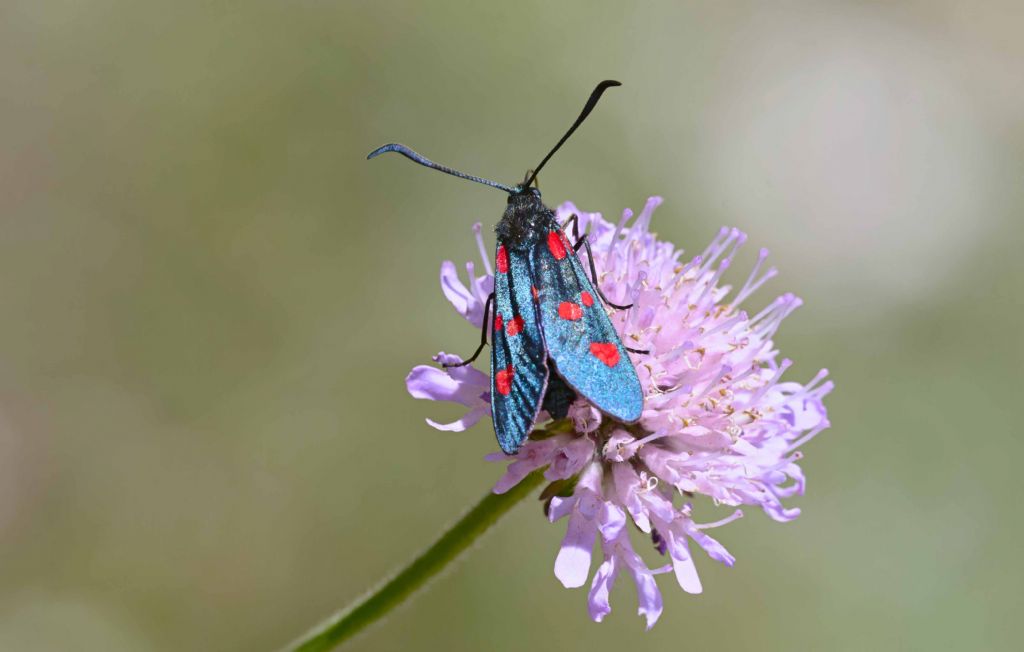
521 80 621 190
367 143 515 193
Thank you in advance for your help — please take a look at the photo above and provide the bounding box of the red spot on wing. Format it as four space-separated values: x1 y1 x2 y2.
506 315 525 336
493 314 503 332
547 231 567 260
580 291 594 307
496 365 514 395
558 302 583 321
531 286 539 301
590 342 620 367
496 245 509 273
560 231 573 252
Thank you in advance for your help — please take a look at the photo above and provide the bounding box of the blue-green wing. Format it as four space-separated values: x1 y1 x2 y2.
490 240 549 454
532 218 643 422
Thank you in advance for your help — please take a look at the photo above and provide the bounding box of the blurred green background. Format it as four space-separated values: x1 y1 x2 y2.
1 1 1021 650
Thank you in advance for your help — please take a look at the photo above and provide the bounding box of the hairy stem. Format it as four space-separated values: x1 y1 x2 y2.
283 469 546 652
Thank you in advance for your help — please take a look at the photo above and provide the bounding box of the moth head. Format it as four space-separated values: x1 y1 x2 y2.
509 172 543 202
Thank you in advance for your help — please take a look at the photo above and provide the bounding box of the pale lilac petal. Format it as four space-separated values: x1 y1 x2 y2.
545 437 596 481
439 261 490 328
406 365 467 404
471 222 493 276
587 554 619 623
439 260 479 325
574 460 604 501
762 500 802 522
633 195 663 232
470 266 494 313
774 464 806 498
612 463 649 532
492 458 544 494
492 437 566 494
660 522 703 594
554 510 597 588
575 489 601 521
547 495 576 522
407 354 489 433
569 401 602 433
623 555 663 629
425 404 489 432
433 352 490 388
671 550 703 595
597 502 626 543
406 360 486 407
676 425 732 450
687 528 736 567
643 486 676 519
783 396 828 430
603 429 636 462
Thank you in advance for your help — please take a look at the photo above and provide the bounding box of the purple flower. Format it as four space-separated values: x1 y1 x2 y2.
407 197 833 628
406 352 490 432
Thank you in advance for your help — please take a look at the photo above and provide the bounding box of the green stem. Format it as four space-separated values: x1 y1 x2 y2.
283 469 546 652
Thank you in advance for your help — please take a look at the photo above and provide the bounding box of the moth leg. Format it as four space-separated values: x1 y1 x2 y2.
562 213 582 243
443 292 495 368
562 213 648 354
574 234 633 311
562 213 628 307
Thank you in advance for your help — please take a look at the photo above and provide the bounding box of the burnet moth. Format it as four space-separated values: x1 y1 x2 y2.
369 80 644 454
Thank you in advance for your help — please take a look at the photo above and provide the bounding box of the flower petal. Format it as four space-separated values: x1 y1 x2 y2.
587 553 619 623
439 261 477 323
492 438 566 494
612 463 650 532
623 554 663 629
677 425 732 450
406 365 475 406
554 510 597 588
569 401 602 433
493 458 543 494
597 501 627 543
671 551 703 595
440 261 490 327
547 495 575 523
663 525 703 594
433 352 490 389
687 527 736 567
545 437 595 481
425 404 489 432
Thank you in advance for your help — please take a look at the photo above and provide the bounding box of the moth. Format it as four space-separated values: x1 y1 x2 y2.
369 81 644 454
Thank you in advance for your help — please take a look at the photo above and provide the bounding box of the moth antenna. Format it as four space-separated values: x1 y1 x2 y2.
367 143 516 193
521 169 540 190
522 80 621 190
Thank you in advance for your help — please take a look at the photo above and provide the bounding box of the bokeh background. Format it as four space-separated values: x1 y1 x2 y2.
1 1 1021 650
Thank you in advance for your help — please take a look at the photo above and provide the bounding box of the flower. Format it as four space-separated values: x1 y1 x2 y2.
406 197 833 629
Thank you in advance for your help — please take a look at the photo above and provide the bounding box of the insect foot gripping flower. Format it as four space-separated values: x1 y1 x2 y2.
406 197 833 629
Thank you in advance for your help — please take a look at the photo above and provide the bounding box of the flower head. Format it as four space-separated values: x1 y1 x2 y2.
407 197 832 628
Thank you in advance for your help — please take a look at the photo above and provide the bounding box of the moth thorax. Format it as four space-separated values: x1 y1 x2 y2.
496 194 551 245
